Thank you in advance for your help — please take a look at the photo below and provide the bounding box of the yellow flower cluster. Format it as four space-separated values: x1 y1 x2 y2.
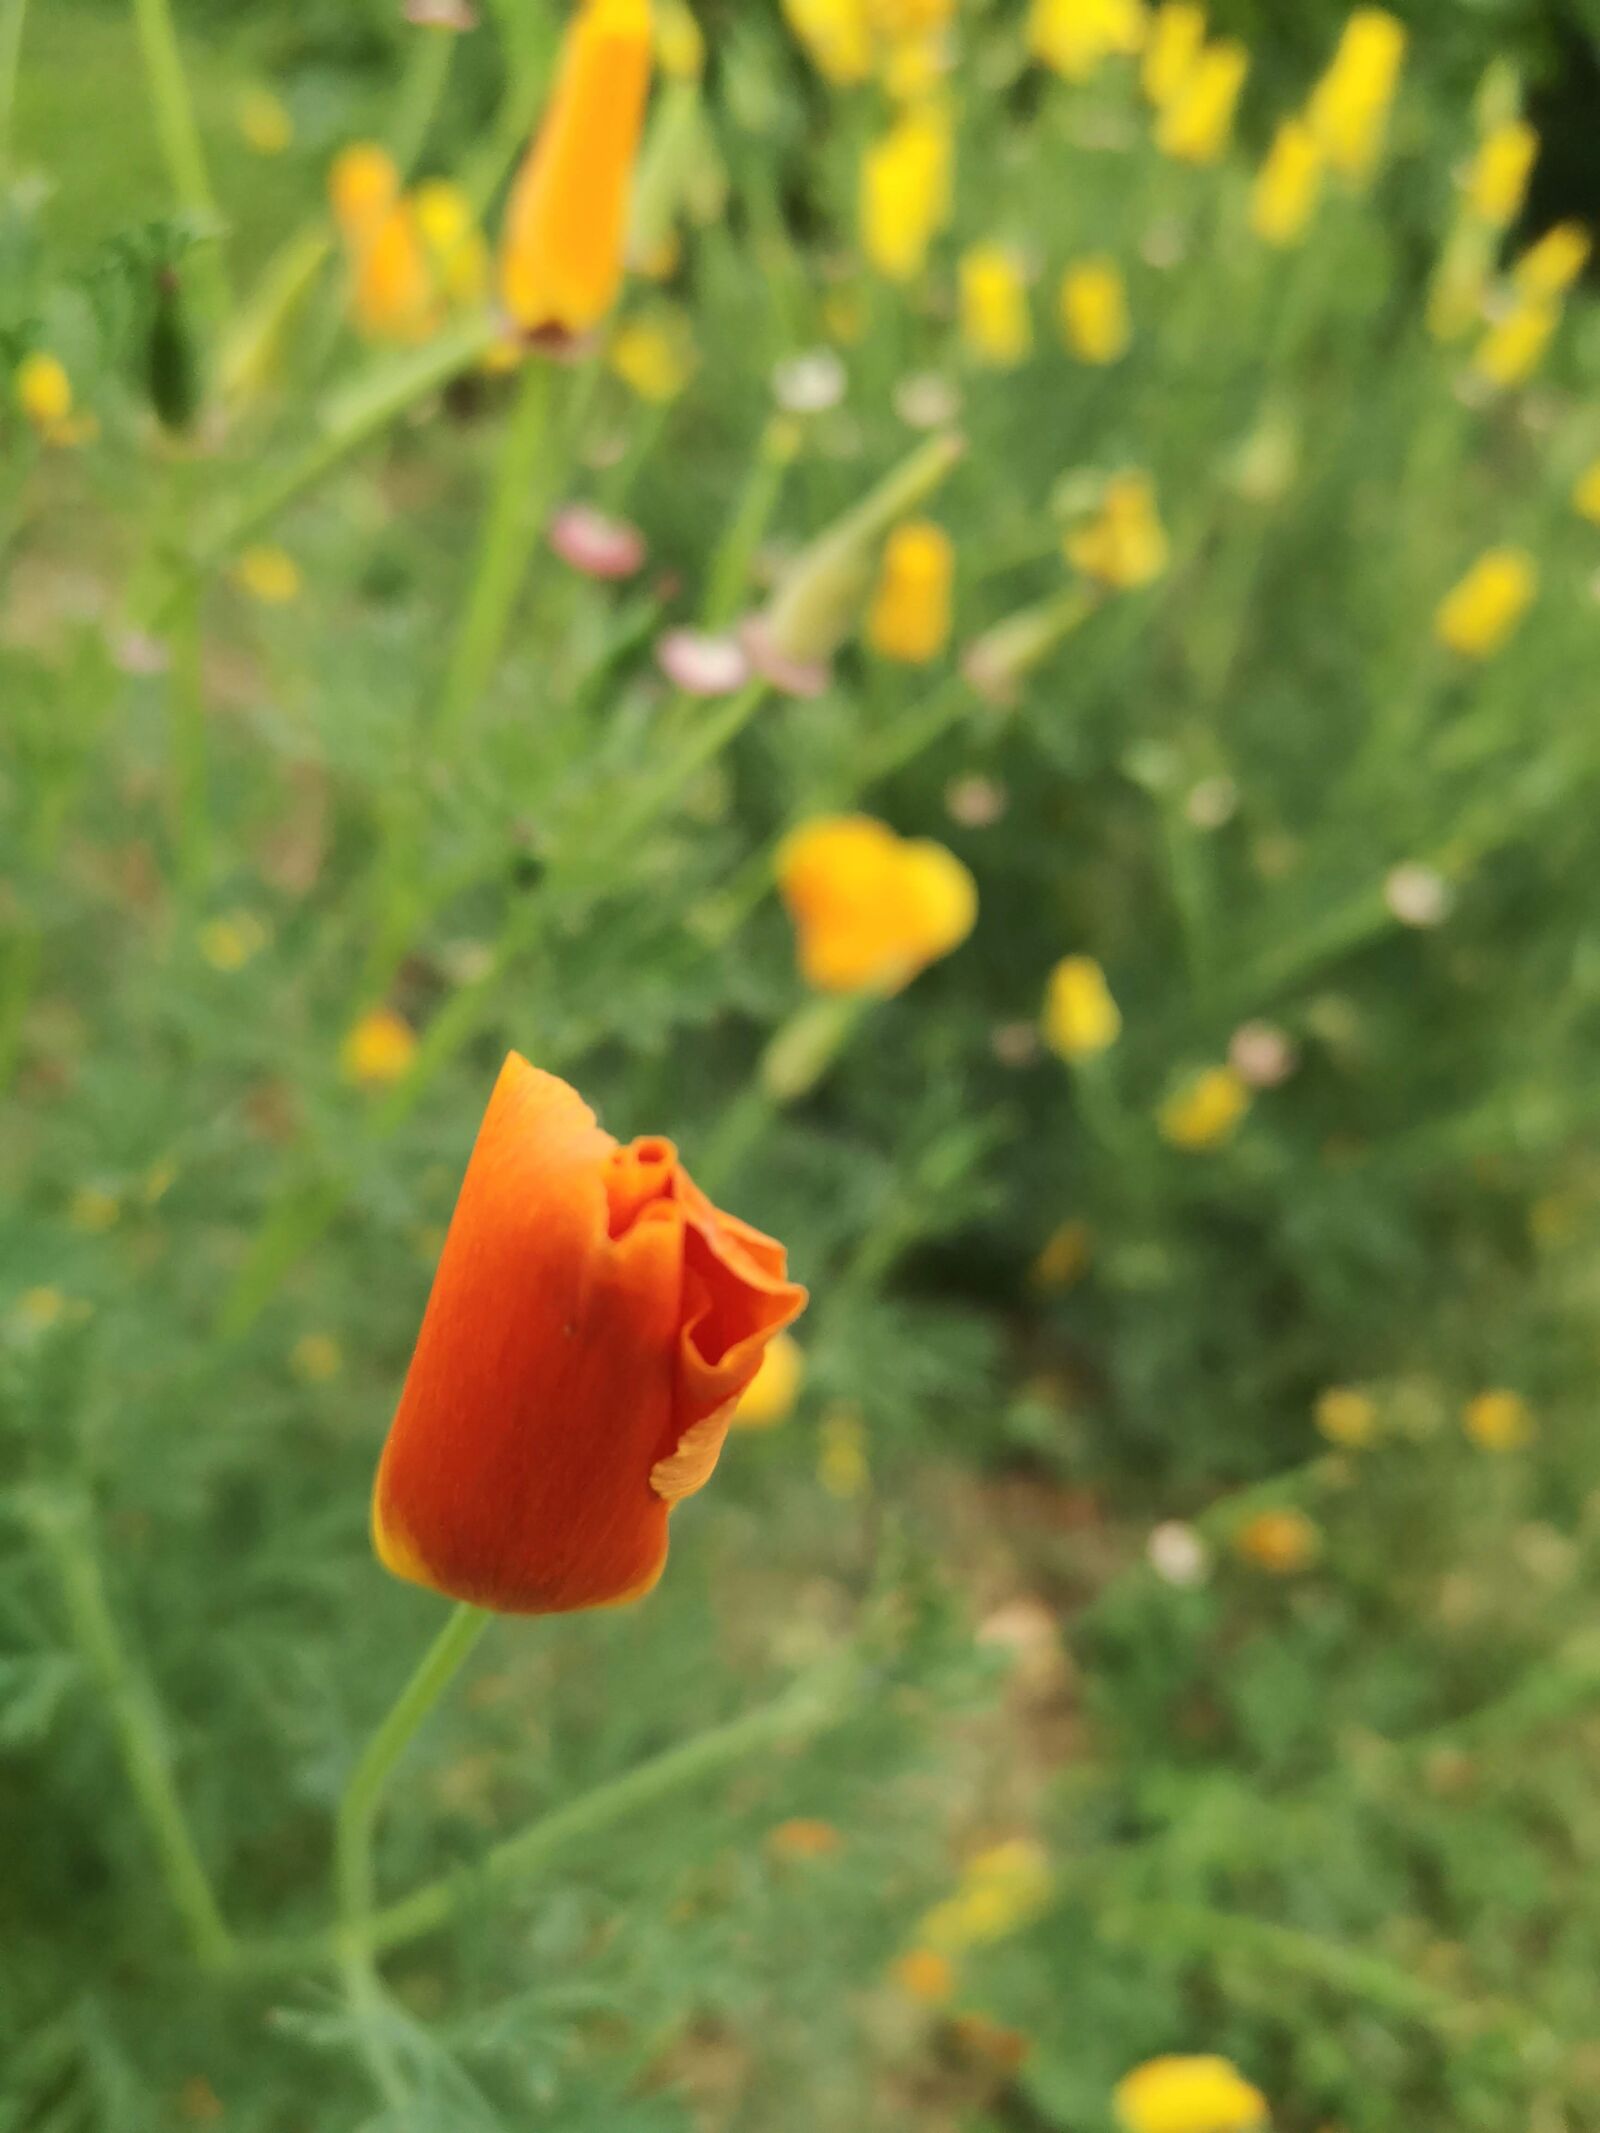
784 0 956 92
893 1837 1053 2001
1066 473 1170 591
330 145 489 343
1247 10 1405 251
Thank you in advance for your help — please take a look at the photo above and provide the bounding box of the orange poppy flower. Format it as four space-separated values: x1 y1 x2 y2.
373 1055 806 1613
500 0 655 339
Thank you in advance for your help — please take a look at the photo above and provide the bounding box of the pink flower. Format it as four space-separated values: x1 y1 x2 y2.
548 504 647 581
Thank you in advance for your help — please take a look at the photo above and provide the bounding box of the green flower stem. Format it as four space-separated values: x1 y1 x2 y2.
389 20 456 175
29 1495 234 1973
336 1604 490 1989
128 0 227 319
702 416 800 630
429 354 563 748
0 0 28 180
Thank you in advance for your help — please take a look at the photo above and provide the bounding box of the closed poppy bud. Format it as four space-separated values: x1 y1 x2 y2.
868 518 955 662
1305 8 1405 184
1155 38 1247 164
500 0 655 340
1465 119 1538 228
1434 547 1535 658
1059 255 1130 363
1250 117 1323 246
778 814 976 994
1141 2 1204 109
352 202 439 343
330 142 401 245
373 1056 807 1613
959 243 1033 367
149 267 203 434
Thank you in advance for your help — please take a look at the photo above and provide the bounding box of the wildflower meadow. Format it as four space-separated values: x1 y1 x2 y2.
6 1 1600 2128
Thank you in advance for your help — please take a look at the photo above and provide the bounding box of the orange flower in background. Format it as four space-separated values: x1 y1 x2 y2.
372 1056 806 1614
778 815 977 993
501 0 655 338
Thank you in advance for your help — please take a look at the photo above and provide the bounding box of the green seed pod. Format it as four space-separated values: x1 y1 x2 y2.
149 267 202 435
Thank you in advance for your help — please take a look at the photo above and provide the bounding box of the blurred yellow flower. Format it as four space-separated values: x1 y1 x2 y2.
1030 1218 1093 1291
767 1816 844 1859
818 1405 870 1497
14 351 96 446
352 199 439 343
1471 300 1555 390
69 1187 119 1236
1028 0 1146 83
237 85 293 156
1159 1065 1249 1149
655 0 705 76
1155 39 1247 165
1573 460 1600 525
16 1286 69 1331
1464 119 1537 228
891 1947 956 2004
1114 2054 1269 2133
609 309 698 401
861 103 953 281
1043 955 1121 1060
733 1331 805 1428
1306 8 1406 183
342 1006 419 1088
1140 1 1204 109
1234 1507 1320 1574
1316 1385 1378 1448
868 518 955 662
784 0 873 82
291 1333 344 1384
960 243 1033 367
1066 473 1169 589
199 912 269 972
921 1838 1054 1950
1512 220 1591 300
329 142 401 244
778 814 976 993
1250 118 1323 246
414 179 490 306
1059 255 1130 363
867 0 955 32
233 545 302 605
1434 548 1536 659
1462 1388 1535 1451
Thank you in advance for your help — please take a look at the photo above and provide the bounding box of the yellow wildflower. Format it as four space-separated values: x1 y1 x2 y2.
1573 460 1600 525
1471 301 1555 390
352 200 439 343
1234 1507 1320 1574
1059 255 1130 363
232 546 302 605
329 142 401 245
1464 119 1537 227
341 1006 419 1088
291 1333 344 1384
960 243 1033 367
784 0 874 83
1306 8 1406 183
1066 473 1169 589
733 1331 805 1428
1042 955 1121 1060
1462 1388 1535 1451
198 912 269 973
1030 1219 1093 1291
891 1948 956 2004
413 179 490 306
1155 38 1247 164
609 309 697 400
860 103 953 282
1512 220 1591 300
1316 1385 1378 1448
778 814 976 993
1027 0 1146 83
655 0 705 76
868 519 956 663
1250 118 1323 246
68 1187 119 1235
1140 1 1205 109
818 1405 870 1497
14 352 96 446
1434 548 1536 659
1114 2054 1269 2133
1159 1065 1250 1149
921 1838 1054 1950
237 86 294 156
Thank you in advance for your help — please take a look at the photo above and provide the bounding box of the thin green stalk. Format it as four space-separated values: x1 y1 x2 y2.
0 0 28 180
129 0 227 317
702 418 799 630
29 1496 233 1973
430 356 562 747
389 21 455 175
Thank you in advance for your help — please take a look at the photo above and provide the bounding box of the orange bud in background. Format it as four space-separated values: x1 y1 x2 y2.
501 0 655 339
372 1056 806 1614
